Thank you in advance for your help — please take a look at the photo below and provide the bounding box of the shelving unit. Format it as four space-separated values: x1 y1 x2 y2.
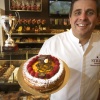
0 83 20 93
12 33 54 47
9 0 42 12
1 0 68 99
0 32 55 94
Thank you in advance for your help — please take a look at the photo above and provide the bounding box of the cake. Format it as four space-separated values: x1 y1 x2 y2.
22 55 65 93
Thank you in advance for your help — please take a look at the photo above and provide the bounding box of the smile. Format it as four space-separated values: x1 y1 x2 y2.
77 24 87 27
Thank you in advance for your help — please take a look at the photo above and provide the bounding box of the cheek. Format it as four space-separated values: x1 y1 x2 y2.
69 17 77 26
69 18 74 25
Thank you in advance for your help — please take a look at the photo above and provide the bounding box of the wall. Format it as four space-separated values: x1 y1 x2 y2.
0 0 5 52
0 0 5 10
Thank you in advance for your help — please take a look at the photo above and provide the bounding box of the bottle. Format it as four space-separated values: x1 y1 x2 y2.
37 19 41 33
35 26 39 33
26 19 31 33
22 19 27 33
31 19 37 33
41 19 47 33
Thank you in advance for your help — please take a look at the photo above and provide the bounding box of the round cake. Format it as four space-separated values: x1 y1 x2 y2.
22 55 65 93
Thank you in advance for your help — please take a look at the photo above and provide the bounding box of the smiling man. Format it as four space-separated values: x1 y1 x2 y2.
69 0 99 46
39 0 100 100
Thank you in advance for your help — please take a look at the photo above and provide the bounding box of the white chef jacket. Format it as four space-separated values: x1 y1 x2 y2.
39 29 100 100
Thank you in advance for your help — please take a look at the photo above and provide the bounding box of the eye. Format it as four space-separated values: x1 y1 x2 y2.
87 10 95 16
74 11 81 16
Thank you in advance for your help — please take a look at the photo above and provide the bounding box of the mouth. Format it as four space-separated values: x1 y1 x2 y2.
77 23 88 27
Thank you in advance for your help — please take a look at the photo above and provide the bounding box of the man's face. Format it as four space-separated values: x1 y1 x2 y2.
69 0 98 39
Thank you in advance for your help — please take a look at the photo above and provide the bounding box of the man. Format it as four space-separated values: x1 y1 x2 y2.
39 0 100 100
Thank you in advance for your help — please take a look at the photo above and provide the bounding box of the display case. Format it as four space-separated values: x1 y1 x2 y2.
0 51 50 99
9 0 42 12
12 32 54 48
0 31 55 92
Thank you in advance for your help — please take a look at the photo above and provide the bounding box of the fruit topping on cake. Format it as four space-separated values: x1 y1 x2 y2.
27 55 60 79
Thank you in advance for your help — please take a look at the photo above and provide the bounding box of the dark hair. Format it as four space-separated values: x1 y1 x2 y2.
69 0 100 17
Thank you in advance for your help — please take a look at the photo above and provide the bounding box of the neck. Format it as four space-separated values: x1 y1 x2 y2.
79 37 90 46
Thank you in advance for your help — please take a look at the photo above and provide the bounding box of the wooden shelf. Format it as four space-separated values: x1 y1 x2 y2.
12 33 55 36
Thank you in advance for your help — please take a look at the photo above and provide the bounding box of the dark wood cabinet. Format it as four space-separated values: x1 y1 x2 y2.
97 89 100 100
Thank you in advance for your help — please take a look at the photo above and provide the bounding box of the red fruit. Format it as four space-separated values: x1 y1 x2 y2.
30 70 35 76
35 72 38 78
53 67 58 74
27 63 32 68
46 74 51 79
55 60 59 65
54 65 58 68
35 56 39 59
39 75 45 79
27 67 32 73
31 58 36 63
53 57 57 62
29 61 33 65
49 71 54 77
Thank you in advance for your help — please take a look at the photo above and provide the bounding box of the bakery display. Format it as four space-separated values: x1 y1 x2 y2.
0 64 15 82
0 65 8 76
0 91 20 100
22 55 65 93
2 65 15 81
8 67 19 82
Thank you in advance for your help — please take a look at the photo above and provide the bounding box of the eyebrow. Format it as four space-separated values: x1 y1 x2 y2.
73 8 96 13
73 9 81 12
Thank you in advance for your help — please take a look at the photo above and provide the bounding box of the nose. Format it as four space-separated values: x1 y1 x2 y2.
79 12 88 20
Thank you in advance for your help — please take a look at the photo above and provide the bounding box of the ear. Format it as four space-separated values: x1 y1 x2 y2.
96 16 100 25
